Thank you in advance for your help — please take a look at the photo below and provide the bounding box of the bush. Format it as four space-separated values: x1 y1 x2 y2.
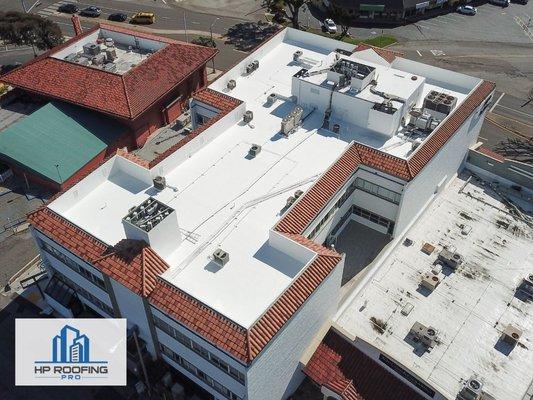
0 11 63 50
191 36 217 48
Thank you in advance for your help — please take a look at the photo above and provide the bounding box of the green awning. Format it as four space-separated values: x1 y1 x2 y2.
0 102 126 184
360 4 386 11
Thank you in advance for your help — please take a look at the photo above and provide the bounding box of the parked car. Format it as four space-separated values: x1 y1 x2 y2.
108 13 128 22
58 3 79 14
511 0 528 4
489 0 510 6
80 6 101 17
322 18 337 34
130 12 155 24
0 62 22 75
457 5 477 14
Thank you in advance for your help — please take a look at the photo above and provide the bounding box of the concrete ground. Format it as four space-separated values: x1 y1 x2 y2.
334 221 391 286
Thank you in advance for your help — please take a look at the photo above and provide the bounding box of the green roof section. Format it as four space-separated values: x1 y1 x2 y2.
0 102 126 184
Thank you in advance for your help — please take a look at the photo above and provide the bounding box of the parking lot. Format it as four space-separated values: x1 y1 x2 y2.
385 2 533 43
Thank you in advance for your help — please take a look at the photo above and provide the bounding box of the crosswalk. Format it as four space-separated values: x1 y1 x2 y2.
36 0 66 17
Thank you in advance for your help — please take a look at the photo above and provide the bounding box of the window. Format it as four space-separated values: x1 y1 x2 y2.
355 178 401 204
159 343 243 400
40 240 107 291
153 316 246 385
49 270 114 316
352 205 395 233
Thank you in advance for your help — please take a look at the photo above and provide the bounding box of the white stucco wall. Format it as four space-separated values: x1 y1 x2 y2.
110 279 157 357
151 306 247 399
246 260 344 400
394 96 488 237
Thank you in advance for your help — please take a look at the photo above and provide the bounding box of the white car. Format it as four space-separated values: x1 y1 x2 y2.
322 18 337 34
457 5 477 14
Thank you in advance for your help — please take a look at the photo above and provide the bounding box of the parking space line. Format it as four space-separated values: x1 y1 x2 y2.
489 92 505 113
416 50 422 57
494 103 533 119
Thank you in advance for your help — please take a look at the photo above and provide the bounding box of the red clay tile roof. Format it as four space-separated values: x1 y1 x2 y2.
28 208 169 296
1 24 217 120
475 146 505 163
193 88 243 112
148 89 243 167
352 44 403 64
305 329 426 400
275 145 362 234
275 80 495 235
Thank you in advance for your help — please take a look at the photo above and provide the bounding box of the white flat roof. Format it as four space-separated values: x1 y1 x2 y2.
335 172 533 400
49 28 484 329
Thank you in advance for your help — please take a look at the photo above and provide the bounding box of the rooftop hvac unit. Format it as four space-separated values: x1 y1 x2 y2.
252 60 259 70
291 106 304 125
458 378 483 400
502 324 522 345
332 124 340 134
294 190 304 199
65 52 79 62
243 110 254 123
105 48 117 61
248 144 261 158
281 115 295 136
518 274 533 298
77 57 91 66
153 176 166 191
102 62 117 72
83 43 101 56
293 50 303 62
286 196 296 208
105 38 115 47
92 53 106 66
227 79 236 90
438 248 463 270
213 248 229 266
420 273 441 292
410 322 438 350
423 91 457 116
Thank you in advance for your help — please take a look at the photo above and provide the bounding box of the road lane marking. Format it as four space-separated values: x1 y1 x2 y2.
489 92 505 113
494 103 533 120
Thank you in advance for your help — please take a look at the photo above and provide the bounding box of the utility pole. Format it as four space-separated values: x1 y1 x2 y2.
209 17 220 73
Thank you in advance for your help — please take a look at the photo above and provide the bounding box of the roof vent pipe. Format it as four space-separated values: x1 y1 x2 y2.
153 176 166 191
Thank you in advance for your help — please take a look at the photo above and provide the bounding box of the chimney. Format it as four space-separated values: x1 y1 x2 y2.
71 15 82 36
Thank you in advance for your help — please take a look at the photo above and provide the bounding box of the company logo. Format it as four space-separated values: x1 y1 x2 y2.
16 319 126 386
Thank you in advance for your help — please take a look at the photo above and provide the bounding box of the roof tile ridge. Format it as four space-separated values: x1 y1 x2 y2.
141 247 147 297
120 74 133 118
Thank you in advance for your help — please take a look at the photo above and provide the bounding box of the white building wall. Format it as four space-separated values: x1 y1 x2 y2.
151 306 247 399
110 279 157 357
246 261 344 400
394 98 488 237
34 230 111 304
157 329 246 399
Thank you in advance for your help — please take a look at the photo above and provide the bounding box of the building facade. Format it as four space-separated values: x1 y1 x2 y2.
28 27 494 400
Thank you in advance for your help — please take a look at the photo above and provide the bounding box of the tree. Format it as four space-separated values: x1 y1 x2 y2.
0 12 63 52
262 0 310 28
329 1 352 38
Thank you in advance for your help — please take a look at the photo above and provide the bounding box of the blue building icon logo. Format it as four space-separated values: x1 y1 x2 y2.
36 324 107 365
52 325 91 363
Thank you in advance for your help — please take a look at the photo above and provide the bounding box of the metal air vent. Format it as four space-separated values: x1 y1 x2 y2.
213 249 229 266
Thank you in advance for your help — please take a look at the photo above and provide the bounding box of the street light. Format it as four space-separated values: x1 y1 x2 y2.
209 17 220 74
